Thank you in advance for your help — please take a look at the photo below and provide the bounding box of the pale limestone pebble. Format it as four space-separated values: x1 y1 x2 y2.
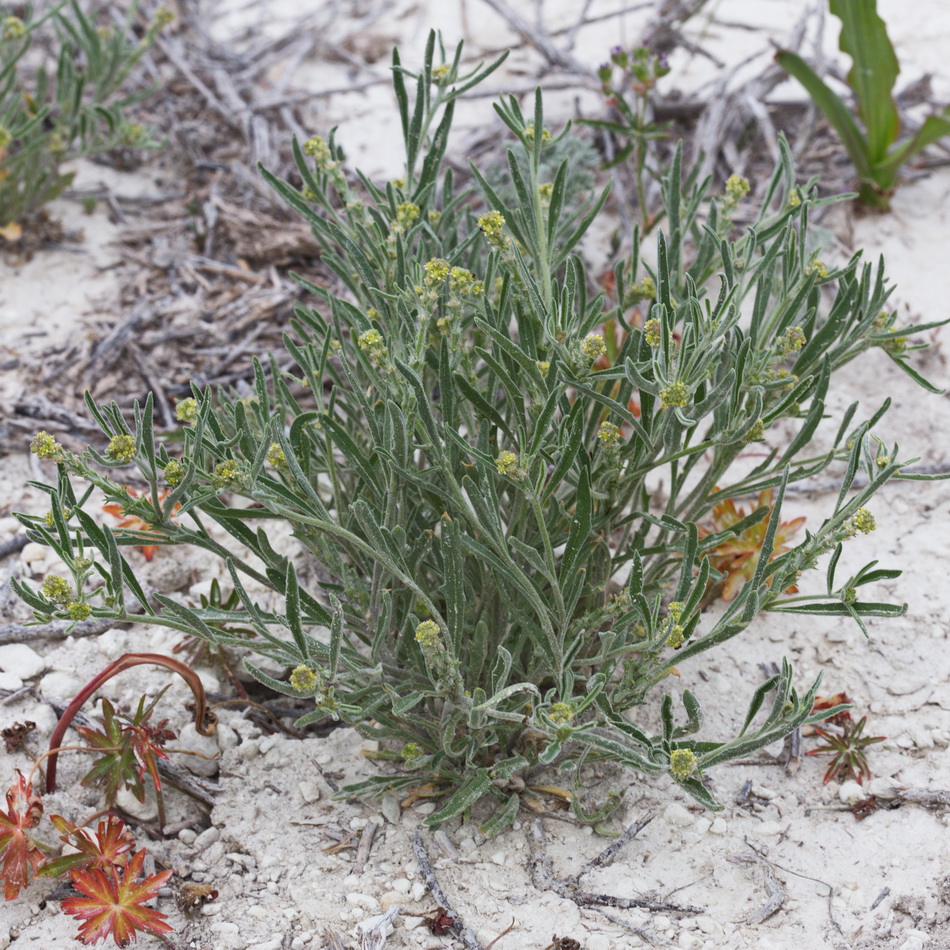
750 783 778 800
175 721 220 777
350 817 369 831
678 933 703 950
0 670 22 690
586 935 611 950
178 827 197 845
662 801 694 828
209 921 242 948
411 881 426 902
756 820 785 836
115 786 158 821
298 779 321 803
238 738 261 760
415 801 437 815
380 793 401 824
193 825 221 852
403 916 425 931
392 877 412 895
247 938 283 950
898 931 931 950
215 719 240 750
20 702 57 734
19 541 47 566
0 516 19 535
0 643 46 679
839 780 868 805
694 916 720 936
490 850 506 866
866 777 900 799
709 817 728 835
94 627 129 657
692 817 711 836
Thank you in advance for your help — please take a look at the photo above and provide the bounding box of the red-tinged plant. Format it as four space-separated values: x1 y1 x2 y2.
807 715 886 784
102 488 180 561
700 488 806 601
62 848 173 947
76 692 177 830
0 771 44 899
40 814 136 879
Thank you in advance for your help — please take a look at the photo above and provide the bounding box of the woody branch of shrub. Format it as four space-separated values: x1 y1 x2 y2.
14 33 947 833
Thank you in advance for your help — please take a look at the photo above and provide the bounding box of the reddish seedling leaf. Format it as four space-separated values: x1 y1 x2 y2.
102 488 179 561
700 489 805 601
0 771 44 899
62 848 173 946
42 815 136 878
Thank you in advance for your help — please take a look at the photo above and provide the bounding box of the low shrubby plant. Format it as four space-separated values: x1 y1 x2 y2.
777 0 950 209
0 0 168 236
13 33 947 845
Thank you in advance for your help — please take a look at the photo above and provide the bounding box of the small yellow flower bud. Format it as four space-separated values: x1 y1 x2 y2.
30 431 64 461
267 442 288 470
580 333 606 361
414 619 442 649
643 318 662 348
431 64 451 82
106 434 136 463
850 508 876 534
478 210 507 248
290 665 319 692
163 459 185 486
660 381 688 409
423 258 450 286
2 16 26 41
66 602 92 621
597 421 622 448
175 398 199 424
781 326 806 355
357 328 384 351
724 174 750 203
548 703 574 725
212 460 243 490
495 450 522 479
670 748 698 778
395 201 420 226
41 576 72 606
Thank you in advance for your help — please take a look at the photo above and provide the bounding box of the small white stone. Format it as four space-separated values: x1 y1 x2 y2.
898 930 931 950
415 802 437 816
178 828 197 845
193 826 221 852
215 721 240 750
39 670 81 700
751 784 778 800
380 891 402 911
694 916 718 935
20 542 46 564
176 722 220 777
0 670 23 691
392 878 411 895
587 935 611 950
490 850 506 866
866 777 899 799
838 780 867 805
663 802 694 828
381 794 401 825
238 739 260 760
410 882 426 902
678 932 702 949
0 644 46 679
709 817 728 835
402 916 425 931
299 780 321 803
115 787 158 821
692 818 711 836
756 820 784 836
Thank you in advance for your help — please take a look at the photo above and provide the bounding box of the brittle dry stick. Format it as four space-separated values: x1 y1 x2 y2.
412 832 484 950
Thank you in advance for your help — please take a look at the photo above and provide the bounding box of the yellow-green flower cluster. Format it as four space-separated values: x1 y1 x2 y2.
395 201 420 228
495 450 523 480
402 742 423 764
176 398 199 424
626 276 656 305
303 135 332 165
2 16 25 40
423 258 450 286
153 7 175 29
660 381 688 409
580 333 606 361
781 325 806 356
212 460 244 490
665 601 685 649
876 454 891 468
0 127 10 149
538 182 554 205
106 434 136 463
414 619 442 650
643 318 662 348
66 602 92 621
742 418 765 443
597 421 622 448
524 123 551 144
477 210 509 250
163 459 184 486
449 267 474 294
548 703 574 725
357 328 387 364
786 188 802 208
30 431 65 462
289 665 319 692
724 174 750 205
41 576 72 606
431 64 451 83
850 508 876 535
670 748 698 778
266 442 288 470
536 361 550 375
806 259 829 280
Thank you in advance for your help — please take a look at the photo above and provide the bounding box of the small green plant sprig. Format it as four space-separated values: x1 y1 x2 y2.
777 0 950 209
581 43 671 230
0 1 169 233
13 33 948 835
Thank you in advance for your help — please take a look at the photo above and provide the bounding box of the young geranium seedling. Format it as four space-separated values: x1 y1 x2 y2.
0 771 44 900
